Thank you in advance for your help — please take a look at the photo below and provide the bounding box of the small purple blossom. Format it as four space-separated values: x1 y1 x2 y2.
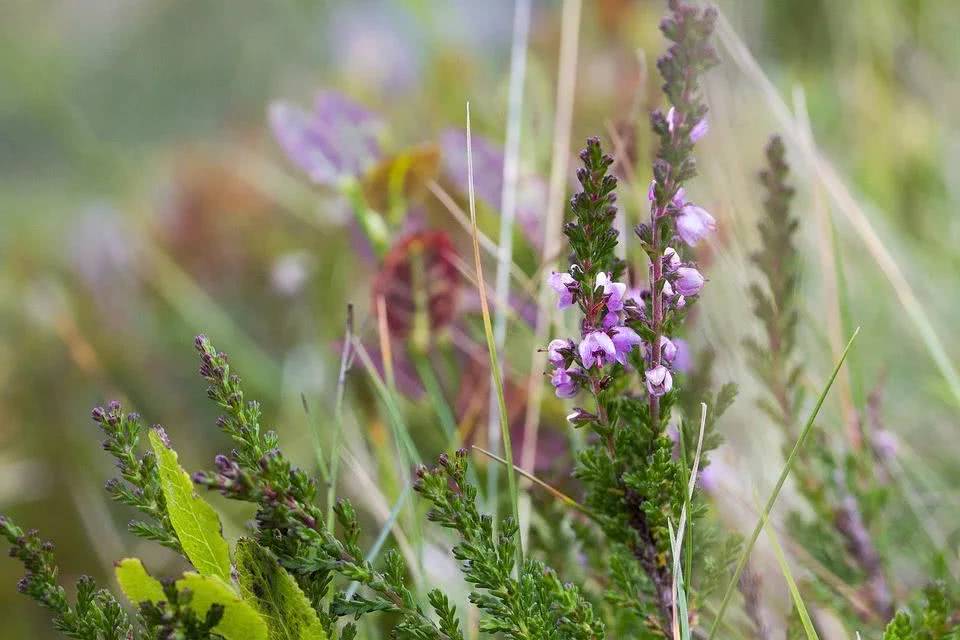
676 204 716 246
551 366 580 398
672 338 692 373
663 247 681 272
547 338 574 367
672 187 686 208
548 271 577 310
645 365 673 397
596 272 627 311
674 266 704 296
578 331 617 369
689 117 709 143
602 309 620 329
611 326 643 365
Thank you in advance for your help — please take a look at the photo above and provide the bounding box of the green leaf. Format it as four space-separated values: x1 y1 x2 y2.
763 517 819 640
149 429 232 583
234 539 328 640
177 573 269 640
115 558 166 605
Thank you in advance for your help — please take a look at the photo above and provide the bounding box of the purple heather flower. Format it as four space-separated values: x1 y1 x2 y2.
647 179 656 201
548 271 577 309
662 280 674 298
602 309 620 329
551 366 579 398
596 272 627 311
547 338 574 367
611 326 643 365
579 331 617 369
269 91 382 187
644 335 678 365
674 266 704 296
660 335 678 364
672 338 692 373
663 247 681 272
690 117 709 143
672 187 686 208
676 203 716 246
645 365 673 397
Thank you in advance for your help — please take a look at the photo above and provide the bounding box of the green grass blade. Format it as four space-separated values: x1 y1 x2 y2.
764 514 819 640
326 306 354 529
465 102 522 569
707 327 859 640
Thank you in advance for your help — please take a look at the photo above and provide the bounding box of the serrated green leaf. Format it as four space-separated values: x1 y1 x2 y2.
115 558 166 605
234 539 327 640
149 429 232 583
177 573 268 640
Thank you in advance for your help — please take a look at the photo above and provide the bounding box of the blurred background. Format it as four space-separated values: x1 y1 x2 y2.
2 0 959 636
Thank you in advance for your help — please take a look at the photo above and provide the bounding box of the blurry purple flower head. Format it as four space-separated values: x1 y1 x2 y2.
548 271 578 309
645 365 673 397
672 187 687 208
440 129 547 249
689 117 709 143
596 272 627 312
602 309 620 329
551 366 580 398
662 247 681 273
675 203 716 246
611 326 643 365
672 338 692 373
269 91 382 187
579 331 617 369
547 338 575 367
662 280 674 298
660 336 678 364
871 429 899 462
674 266 704 296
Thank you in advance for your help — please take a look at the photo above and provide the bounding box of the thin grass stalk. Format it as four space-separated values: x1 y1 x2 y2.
763 513 820 640
466 102 522 569
487 0 531 529
326 305 354 530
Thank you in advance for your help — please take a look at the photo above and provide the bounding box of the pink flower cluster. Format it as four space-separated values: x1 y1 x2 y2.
545 271 643 399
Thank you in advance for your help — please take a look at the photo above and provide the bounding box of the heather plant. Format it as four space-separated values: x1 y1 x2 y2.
3 2 960 640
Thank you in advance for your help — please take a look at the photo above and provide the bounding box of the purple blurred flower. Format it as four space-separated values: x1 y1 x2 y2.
674 267 704 296
551 366 579 398
548 271 577 309
579 331 617 369
596 272 627 311
690 118 709 143
602 309 620 329
547 338 574 367
645 365 673 397
440 129 547 249
672 338 692 373
663 247 681 272
611 327 643 365
672 187 686 208
675 203 716 246
269 91 382 187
